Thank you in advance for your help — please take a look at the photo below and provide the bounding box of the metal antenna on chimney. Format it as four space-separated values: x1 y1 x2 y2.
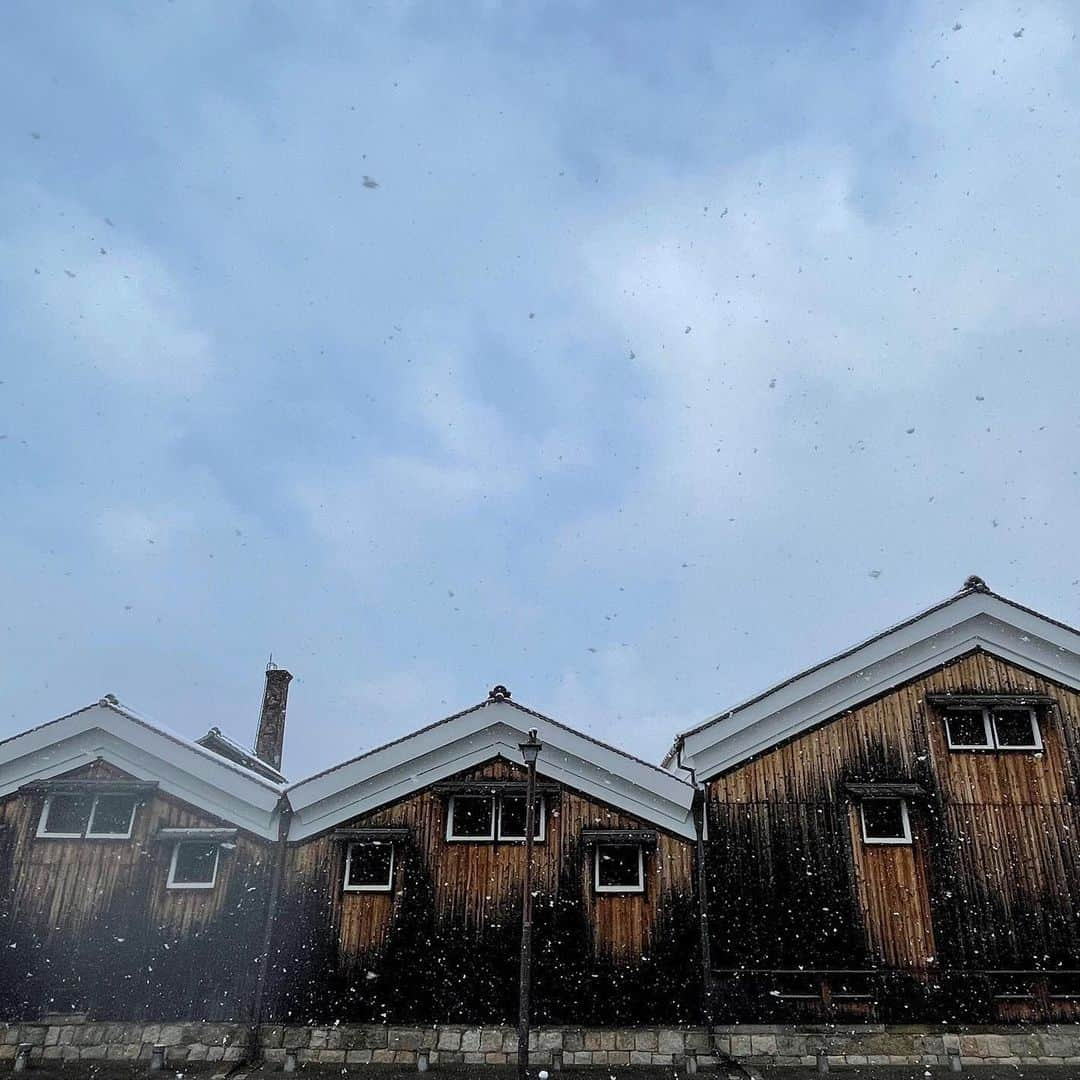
267 653 276 672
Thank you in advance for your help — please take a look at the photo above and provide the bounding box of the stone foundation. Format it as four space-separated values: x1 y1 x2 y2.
4 1019 1080 1068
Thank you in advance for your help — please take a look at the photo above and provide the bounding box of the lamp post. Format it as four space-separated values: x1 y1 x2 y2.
517 728 542 1080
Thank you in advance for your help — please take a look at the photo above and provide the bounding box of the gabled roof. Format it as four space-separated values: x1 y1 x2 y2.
287 690 696 841
0 697 284 839
196 726 286 783
669 577 1080 782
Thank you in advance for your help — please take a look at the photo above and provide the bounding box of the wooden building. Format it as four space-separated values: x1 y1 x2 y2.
671 576 1080 1023
2 577 1080 1029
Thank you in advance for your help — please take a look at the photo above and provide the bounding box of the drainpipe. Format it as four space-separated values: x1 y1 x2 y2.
676 740 715 1024
246 793 292 1063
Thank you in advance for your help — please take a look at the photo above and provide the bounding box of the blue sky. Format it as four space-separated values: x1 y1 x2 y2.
2 1 1079 777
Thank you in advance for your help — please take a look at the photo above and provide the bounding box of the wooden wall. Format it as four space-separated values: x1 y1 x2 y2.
0 760 271 1021
271 758 698 1025
705 649 1080 1021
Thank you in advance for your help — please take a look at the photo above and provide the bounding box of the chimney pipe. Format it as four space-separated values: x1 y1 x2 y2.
255 663 292 772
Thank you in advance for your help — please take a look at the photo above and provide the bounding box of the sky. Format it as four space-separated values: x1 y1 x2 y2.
2 0 1079 779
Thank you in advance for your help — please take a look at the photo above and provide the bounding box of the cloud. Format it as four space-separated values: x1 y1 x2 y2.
1 190 214 392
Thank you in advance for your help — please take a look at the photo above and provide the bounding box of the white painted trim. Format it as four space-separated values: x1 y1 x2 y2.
497 794 546 842
991 706 1043 751
860 798 912 845
944 707 995 751
85 793 138 839
594 842 645 893
343 841 395 893
35 795 86 839
288 703 695 841
0 704 283 839
166 841 220 890
446 794 496 841
678 592 1080 782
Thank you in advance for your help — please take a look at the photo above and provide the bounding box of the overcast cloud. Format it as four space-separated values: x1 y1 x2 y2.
2 1 1079 777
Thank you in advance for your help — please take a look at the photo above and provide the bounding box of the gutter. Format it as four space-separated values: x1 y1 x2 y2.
674 743 715 1025
246 794 292 1063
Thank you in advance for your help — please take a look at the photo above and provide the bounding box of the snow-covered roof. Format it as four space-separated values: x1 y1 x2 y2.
668 577 1080 781
196 726 286 783
287 691 696 842
0 697 284 839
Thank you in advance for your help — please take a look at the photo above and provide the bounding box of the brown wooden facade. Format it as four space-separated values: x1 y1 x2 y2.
273 759 698 1025
705 649 1080 1023
0 761 272 1021
3 599 1080 1029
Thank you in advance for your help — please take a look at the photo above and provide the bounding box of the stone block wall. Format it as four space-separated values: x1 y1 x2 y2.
4 1020 1080 1068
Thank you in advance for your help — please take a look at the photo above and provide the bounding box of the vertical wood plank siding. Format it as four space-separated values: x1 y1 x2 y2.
274 759 697 1024
706 649 1080 1021
0 760 271 1020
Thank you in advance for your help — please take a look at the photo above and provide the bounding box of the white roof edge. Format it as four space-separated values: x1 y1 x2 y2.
678 588 1080 781
287 700 695 842
0 701 284 839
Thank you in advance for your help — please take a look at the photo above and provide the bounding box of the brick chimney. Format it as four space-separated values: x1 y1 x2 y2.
255 663 292 772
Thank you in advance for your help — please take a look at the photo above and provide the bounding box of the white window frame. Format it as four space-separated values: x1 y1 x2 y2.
860 798 913 846
991 707 1043 751
343 841 395 893
944 708 994 750
594 843 645 894
85 794 138 839
37 793 138 840
446 795 496 841
496 795 546 842
944 706 1042 751
166 841 220 890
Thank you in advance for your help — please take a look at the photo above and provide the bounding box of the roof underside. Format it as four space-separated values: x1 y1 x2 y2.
673 584 1080 782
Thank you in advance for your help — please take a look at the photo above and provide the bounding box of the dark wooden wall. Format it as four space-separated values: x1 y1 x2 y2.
271 758 698 1025
705 649 1080 1022
0 761 271 1021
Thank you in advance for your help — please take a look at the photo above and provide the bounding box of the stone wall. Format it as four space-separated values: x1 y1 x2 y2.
4 1019 1080 1069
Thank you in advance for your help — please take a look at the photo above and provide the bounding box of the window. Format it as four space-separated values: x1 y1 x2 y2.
37 793 137 839
497 796 545 841
594 843 644 893
86 794 137 838
860 798 912 845
37 794 92 838
944 706 1041 751
944 708 993 749
991 708 1042 750
446 795 496 840
167 842 220 889
344 842 394 892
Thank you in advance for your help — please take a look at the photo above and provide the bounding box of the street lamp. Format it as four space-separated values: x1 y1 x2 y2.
517 728 542 1080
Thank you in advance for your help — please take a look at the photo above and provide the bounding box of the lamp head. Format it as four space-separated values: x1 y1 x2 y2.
519 727 542 766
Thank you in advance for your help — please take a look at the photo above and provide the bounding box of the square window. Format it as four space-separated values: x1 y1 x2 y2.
497 796 545 841
945 709 992 749
992 708 1041 750
344 842 394 892
87 795 137 838
860 798 912 844
446 795 495 840
594 843 644 892
38 794 92 838
167 842 220 889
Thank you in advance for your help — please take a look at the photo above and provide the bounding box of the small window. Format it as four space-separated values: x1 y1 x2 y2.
992 708 1042 750
86 794 137 838
446 795 495 840
860 798 912 845
497 796 545 841
167 842 220 889
944 709 993 750
344 842 394 892
594 843 644 893
37 794 92 838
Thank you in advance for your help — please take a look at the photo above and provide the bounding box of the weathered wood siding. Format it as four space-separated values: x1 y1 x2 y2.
0 760 271 1021
272 758 697 1025
706 649 1080 1021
